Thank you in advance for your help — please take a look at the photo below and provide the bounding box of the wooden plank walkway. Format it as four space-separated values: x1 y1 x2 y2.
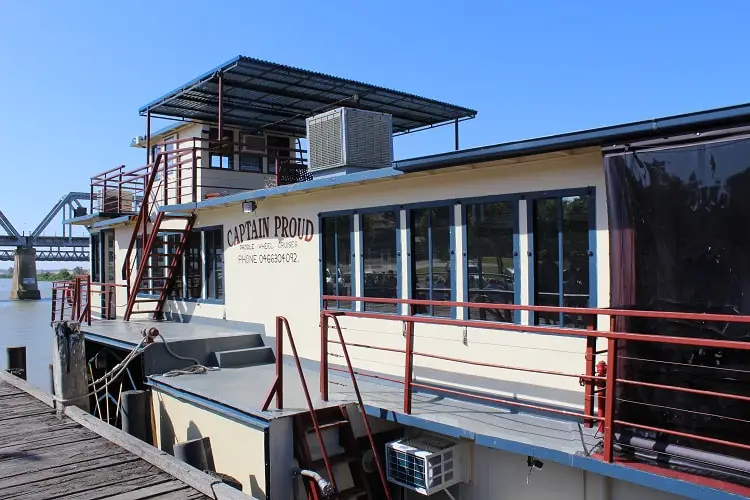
0 376 248 500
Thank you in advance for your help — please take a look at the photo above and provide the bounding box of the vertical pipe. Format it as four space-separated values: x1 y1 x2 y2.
404 305 415 414
146 109 151 165
275 316 284 410
192 148 197 203
320 311 329 401
603 315 618 462
583 316 596 428
217 73 223 145
118 170 123 213
144 109 151 255
6 346 27 380
86 274 92 324
454 118 459 150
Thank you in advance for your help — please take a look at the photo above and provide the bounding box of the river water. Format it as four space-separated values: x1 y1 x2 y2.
0 279 54 392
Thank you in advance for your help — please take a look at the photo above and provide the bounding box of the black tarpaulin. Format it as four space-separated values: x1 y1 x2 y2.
605 135 750 465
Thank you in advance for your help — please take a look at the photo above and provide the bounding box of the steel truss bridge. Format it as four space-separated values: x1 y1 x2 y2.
0 192 90 262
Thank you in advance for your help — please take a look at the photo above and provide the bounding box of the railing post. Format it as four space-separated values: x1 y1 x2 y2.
60 284 66 321
583 315 596 428
192 147 198 203
603 315 618 462
320 310 329 402
163 153 168 205
86 275 92 324
118 168 123 213
404 305 415 414
103 178 108 212
275 316 284 410
51 286 58 324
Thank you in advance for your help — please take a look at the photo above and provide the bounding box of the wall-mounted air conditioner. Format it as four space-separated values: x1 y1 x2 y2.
306 107 392 174
386 436 469 495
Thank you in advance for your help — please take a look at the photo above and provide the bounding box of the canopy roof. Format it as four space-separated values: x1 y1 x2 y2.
139 56 477 136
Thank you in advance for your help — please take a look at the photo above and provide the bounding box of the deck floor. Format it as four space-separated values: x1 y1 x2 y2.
82 318 257 347
0 380 209 500
150 356 600 457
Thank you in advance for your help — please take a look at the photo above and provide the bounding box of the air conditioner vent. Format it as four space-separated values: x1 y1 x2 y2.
386 436 469 496
306 107 392 174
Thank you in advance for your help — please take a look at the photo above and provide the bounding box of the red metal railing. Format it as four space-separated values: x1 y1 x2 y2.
262 316 392 500
320 295 750 465
51 275 91 325
262 316 337 493
51 278 124 324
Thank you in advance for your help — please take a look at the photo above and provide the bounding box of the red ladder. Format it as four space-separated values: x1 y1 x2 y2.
123 211 195 320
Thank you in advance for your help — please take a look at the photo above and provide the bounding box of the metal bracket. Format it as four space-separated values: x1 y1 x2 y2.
462 326 468 346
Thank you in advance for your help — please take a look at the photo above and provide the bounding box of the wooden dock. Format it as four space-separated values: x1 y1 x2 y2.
0 372 253 500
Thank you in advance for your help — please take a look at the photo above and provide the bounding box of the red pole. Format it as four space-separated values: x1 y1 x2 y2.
603 316 618 462
320 310 329 401
86 274 92 324
217 73 223 146
583 315 596 428
404 305 415 414
276 316 284 410
596 361 607 433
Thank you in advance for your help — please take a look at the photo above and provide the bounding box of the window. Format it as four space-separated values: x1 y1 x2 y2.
239 134 264 172
208 128 234 169
165 234 184 299
150 236 166 292
532 194 591 328
410 206 452 317
362 211 399 313
266 135 290 174
186 231 202 299
465 201 516 322
204 228 224 300
322 216 353 309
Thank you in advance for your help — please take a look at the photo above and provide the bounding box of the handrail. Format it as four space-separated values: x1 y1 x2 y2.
320 294 750 467
261 316 337 494
322 312 393 500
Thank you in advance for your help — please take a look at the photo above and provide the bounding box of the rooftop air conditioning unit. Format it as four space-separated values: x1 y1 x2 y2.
386 436 469 495
306 107 392 175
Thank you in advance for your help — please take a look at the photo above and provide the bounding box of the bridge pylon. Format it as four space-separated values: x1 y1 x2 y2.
10 247 40 300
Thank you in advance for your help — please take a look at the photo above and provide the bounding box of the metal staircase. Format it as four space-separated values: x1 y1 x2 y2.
294 406 374 500
121 143 197 321
123 211 195 320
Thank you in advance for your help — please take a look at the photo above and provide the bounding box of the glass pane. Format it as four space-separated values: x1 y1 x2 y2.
534 199 561 325
205 231 216 299
411 207 452 317
214 230 223 300
167 234 183 299
411 209 430 314
322 216 352 309
466 202 515 322
362 212 398 313
186 232 202 299
562 196 590 327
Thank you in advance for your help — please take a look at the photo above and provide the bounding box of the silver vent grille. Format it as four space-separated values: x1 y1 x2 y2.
306 107 392 173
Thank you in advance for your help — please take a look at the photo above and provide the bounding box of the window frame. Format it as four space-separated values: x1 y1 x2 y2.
404 201 457 319
459 194 521 324
319 214 354 310
526 187 597 327
203 226 224 303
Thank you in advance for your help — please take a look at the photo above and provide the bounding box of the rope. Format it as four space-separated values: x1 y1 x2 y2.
53 328 220 405
154 330 219 377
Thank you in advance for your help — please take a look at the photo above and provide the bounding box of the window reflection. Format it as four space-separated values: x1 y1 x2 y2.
362 212 398 313
166 234 183 299
466 202 516 322
205 229 223 300
322 216 352 309
533 195 590 327
186 232 202 299
411 207 452 317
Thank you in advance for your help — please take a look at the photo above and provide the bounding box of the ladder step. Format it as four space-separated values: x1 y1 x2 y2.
134 299 161 302
306 419 349 433
129 310 158 314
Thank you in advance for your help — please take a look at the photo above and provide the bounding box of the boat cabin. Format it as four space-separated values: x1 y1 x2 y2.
61 55 750 500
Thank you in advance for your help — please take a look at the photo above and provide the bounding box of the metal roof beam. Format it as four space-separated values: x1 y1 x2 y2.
176 93 309 120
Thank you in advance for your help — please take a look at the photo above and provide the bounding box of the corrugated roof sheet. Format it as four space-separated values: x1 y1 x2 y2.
139 55 476 135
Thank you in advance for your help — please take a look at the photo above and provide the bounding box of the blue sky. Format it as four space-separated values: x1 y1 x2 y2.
1 1 749 240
